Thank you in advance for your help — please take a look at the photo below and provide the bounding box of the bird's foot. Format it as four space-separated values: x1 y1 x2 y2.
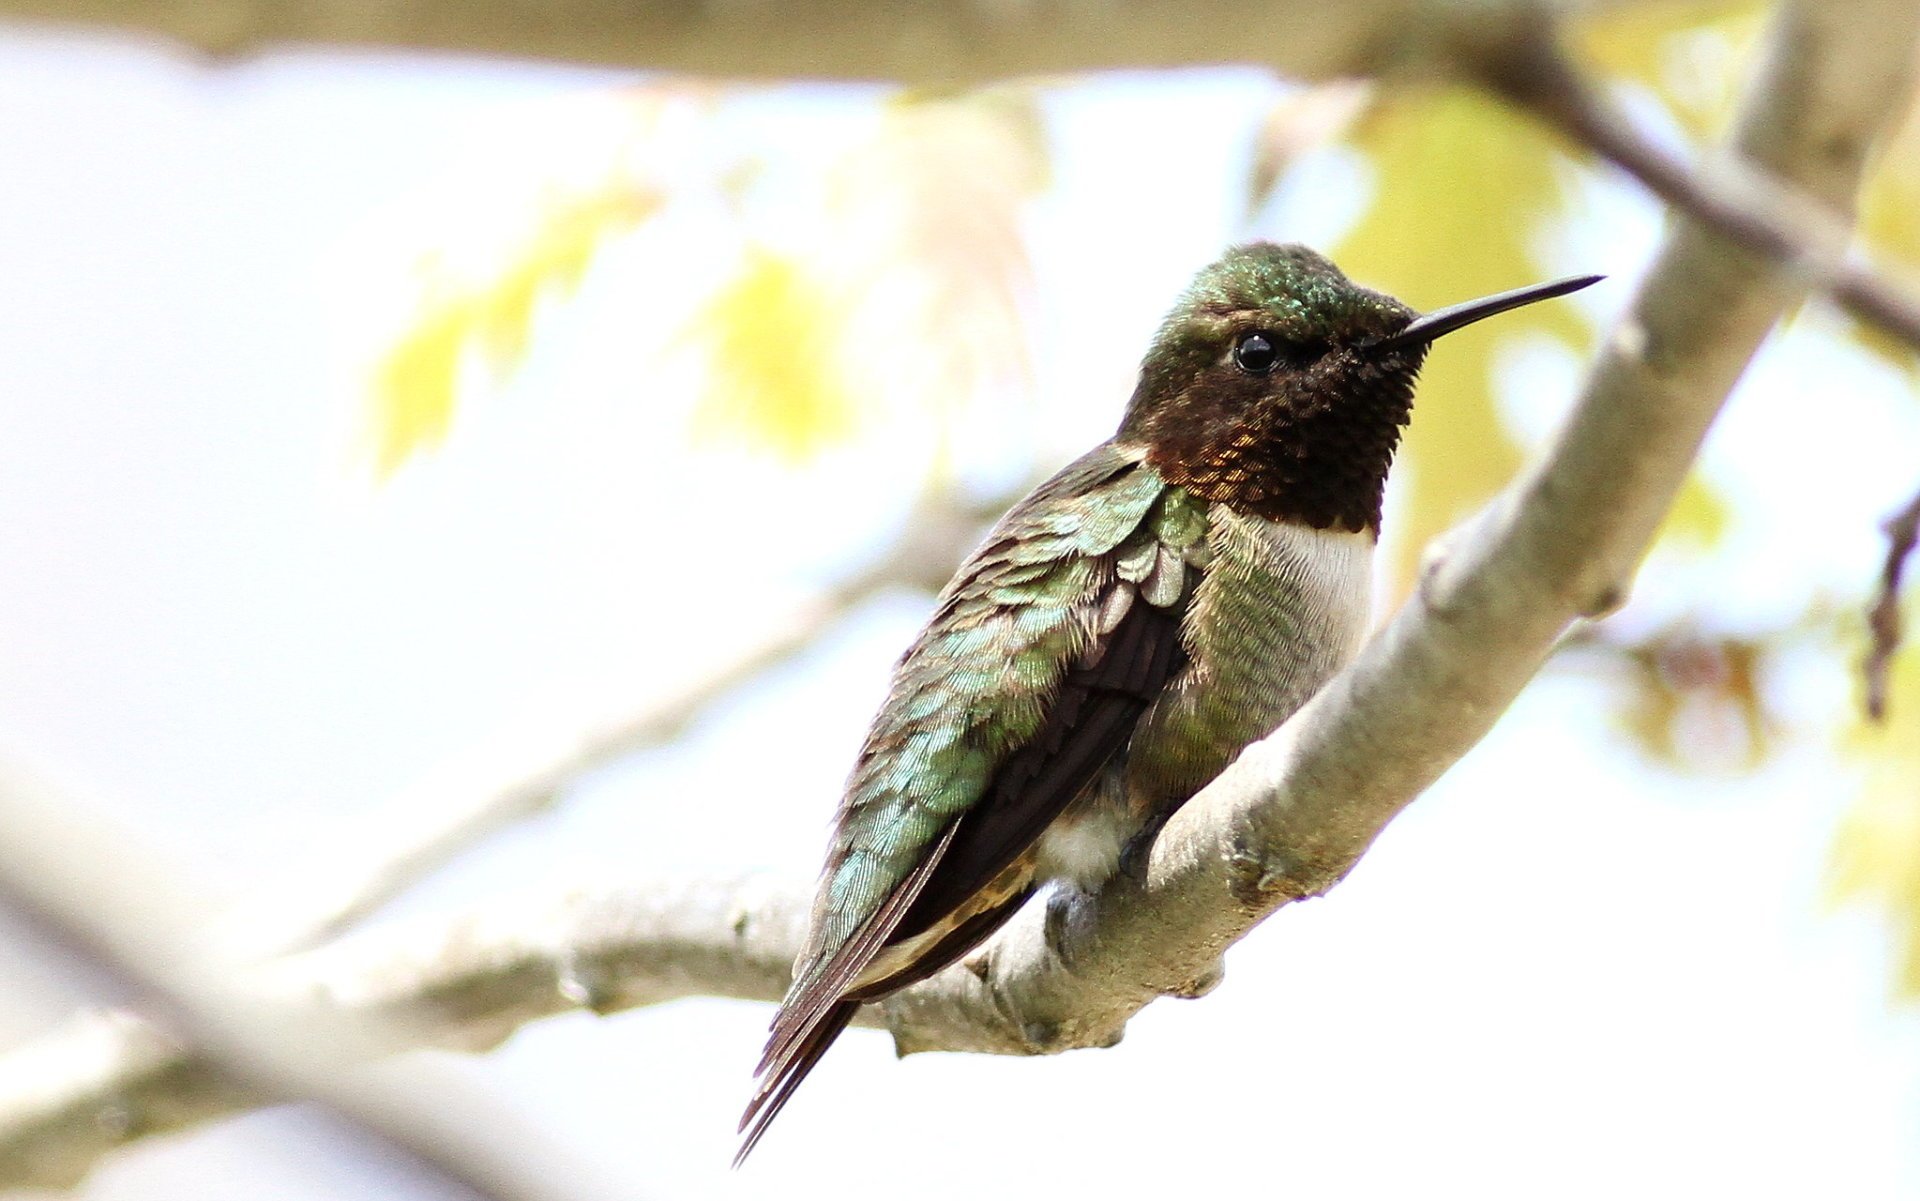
1118 809 1176 883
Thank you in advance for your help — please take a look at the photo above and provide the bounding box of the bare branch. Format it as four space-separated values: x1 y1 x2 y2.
0 760 638 1200
1865 484 1920 720
239 485 1007 956
1475 13 1920 356
0 0 1639 81
0 874 822 1193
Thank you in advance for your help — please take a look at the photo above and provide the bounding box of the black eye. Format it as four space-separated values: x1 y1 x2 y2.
1233 331 1280 375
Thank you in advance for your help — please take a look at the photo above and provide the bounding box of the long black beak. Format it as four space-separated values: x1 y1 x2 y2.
1374 273 1604 352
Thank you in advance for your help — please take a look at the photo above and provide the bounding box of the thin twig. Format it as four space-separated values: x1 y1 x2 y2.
241 483 1013 955
1865 484 1920 720
1471 12 1920 357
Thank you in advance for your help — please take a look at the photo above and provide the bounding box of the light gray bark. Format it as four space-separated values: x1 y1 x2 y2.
5 0 1611 80
0 761 642 1201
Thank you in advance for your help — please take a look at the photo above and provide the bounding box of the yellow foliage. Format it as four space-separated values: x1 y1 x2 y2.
1609 632 1771 771
1576 0 1766 140
1831 619 1920 997
373 89 1044 473
371 184 658 474
685 246 863 460
374 297 469 478
687 90 1045 466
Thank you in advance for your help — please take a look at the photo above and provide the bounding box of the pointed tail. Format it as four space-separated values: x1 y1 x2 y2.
734 998 860 1166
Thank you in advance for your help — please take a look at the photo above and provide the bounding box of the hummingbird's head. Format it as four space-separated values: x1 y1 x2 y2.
1118 241 1598 535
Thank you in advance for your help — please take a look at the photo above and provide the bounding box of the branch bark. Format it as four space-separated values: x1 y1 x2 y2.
3 0 1627 80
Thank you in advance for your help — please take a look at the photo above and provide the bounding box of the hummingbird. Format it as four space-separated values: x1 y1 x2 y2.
738 242 1599 1161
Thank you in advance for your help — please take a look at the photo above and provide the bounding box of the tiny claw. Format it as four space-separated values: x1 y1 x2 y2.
1043 887 1086 964
1119 810 1175 882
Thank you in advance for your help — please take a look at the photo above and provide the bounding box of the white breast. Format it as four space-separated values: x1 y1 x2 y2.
1224 515 1374 666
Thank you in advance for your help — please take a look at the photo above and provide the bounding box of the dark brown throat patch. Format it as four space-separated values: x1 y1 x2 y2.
1139 355 1419 534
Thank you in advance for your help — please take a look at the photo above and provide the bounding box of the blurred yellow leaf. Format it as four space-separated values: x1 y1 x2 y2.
1661 471 1731 550
1612 632 1771 770
686 90 1047 467
371 183 659 474
1577 0 1765 140
1832 611 1920 997
371 87 1047 474
374 296 469 478
686 245 861 460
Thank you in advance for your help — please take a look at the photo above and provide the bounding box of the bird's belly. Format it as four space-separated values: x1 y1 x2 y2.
1034 797 1138 886
1042 515 1373 888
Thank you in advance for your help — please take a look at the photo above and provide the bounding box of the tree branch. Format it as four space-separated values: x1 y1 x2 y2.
1473 13 1920 358
232 484 1009 956
0 874 821 1192
2 0 1635 80
1865 483 1920 720
0 485 1015 1188
0 760 637 1201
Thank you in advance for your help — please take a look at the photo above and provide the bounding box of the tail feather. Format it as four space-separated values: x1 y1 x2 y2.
755 819 963 1082
735 999 860 1166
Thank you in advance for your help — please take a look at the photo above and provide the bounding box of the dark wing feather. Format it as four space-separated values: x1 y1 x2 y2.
749 819 962 1082
891 597 1185 940
738 445 1207 1162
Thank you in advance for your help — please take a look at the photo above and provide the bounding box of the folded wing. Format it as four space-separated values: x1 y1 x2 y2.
738 444 1208 1161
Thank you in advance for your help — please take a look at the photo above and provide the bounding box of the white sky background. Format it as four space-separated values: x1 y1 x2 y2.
1 22 1918 1200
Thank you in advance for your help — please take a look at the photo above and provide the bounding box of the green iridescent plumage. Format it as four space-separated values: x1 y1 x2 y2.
804 444 1168 968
